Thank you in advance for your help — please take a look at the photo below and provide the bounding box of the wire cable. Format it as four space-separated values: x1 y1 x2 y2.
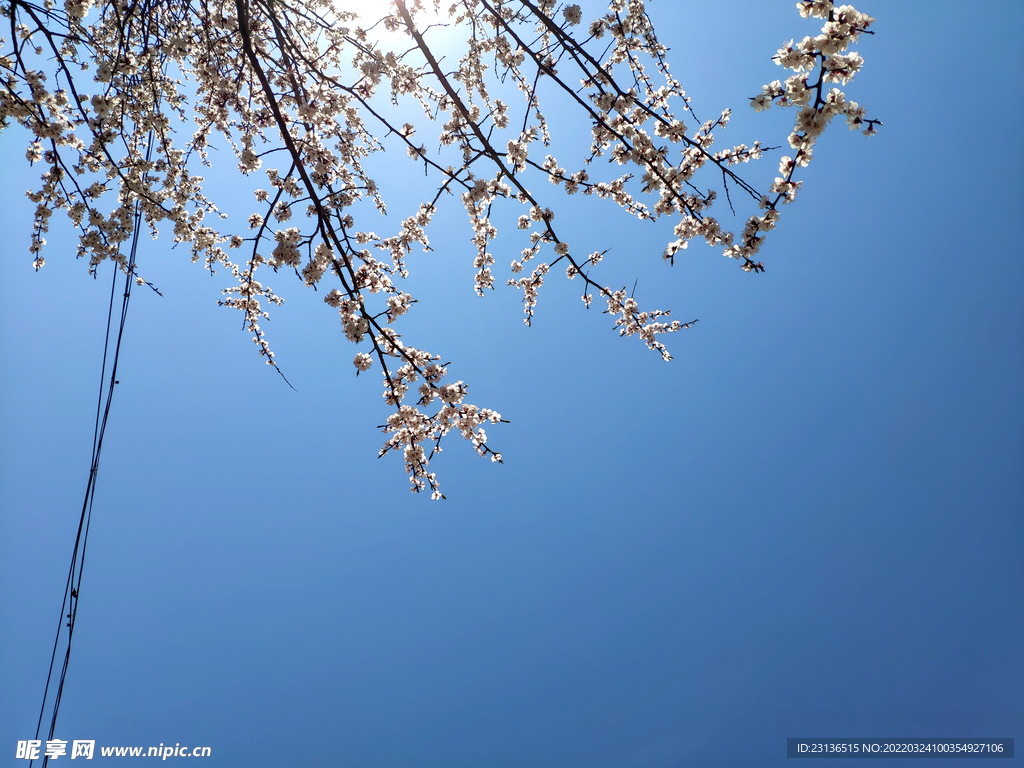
30 134 153 768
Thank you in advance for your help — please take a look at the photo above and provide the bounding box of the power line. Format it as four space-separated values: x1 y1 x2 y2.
31 137 152 767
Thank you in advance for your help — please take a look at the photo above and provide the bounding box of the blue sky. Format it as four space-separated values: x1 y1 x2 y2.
1 1 1021 765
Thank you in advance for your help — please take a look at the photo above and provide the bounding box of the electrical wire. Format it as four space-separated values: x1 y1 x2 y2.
30 135 153 768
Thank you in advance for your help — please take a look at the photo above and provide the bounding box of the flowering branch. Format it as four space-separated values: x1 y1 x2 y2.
0 0 879 496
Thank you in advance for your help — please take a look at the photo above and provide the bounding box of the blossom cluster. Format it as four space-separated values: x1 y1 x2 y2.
749 1 880 258
1 0 878 495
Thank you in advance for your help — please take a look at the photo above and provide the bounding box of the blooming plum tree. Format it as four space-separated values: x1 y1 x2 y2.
1 0 880 497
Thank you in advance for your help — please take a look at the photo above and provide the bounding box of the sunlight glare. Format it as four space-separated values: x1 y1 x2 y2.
333 0 447 27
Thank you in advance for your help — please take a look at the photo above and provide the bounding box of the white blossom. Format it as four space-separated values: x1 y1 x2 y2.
353 352 373 373
3 0 880 496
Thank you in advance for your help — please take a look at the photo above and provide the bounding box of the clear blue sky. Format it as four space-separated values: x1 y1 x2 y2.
1 1 1021 765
